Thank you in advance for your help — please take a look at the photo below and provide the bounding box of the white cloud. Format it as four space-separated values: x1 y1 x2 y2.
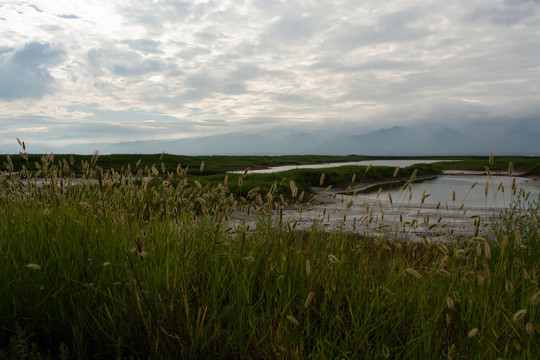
0 0 538 153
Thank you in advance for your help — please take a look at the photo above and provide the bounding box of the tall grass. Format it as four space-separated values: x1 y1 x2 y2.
0 151 538 359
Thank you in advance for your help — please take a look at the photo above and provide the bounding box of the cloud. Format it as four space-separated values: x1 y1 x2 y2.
24 2 43 13
0 42 65 100
465 2 540 26
122 39 163 54
185 73 247 96
118 1 204 30
85 45 174 78
265 15 317 43
0 0 539 154
0 105 203 152
57 14 80 19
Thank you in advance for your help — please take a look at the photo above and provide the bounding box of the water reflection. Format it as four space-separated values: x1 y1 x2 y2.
230 159 453 174
359 174 540 208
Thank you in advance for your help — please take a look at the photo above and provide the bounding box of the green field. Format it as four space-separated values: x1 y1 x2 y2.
5 152 540 200
1 153 539 359
6 153 540 175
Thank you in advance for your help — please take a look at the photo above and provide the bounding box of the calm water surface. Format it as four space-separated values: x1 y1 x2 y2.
231 159 452 174
360 174 540 208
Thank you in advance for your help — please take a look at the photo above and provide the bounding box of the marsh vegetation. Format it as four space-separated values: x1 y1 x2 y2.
1 149 539 359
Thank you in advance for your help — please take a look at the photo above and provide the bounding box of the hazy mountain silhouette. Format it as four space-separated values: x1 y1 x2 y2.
4 120 539 155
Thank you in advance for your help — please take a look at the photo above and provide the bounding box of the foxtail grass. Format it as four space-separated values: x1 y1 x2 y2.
0 151 539 359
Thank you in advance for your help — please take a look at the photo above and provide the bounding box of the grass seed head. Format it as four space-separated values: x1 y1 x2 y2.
505 280 513 293
530 289 540 305
437 269 450 277
446 297 455 310
515 230 522 246
382 344 390 358
468 328 479 338
27 264 41 270
438 255 449 269
90 151 99 167
484 242 491 259
410 169 417 182
448 344 455 358
512 309 527 322
406 268 422 279
79 201 91 209
304 291 315 308
286 315 299 325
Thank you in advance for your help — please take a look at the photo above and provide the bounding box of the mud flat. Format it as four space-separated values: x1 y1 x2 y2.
232 173 539 242
231 191 502 242
279 193 501 242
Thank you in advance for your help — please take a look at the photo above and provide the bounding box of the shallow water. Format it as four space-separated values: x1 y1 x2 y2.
230 159 453 174
235 174 540 242
359 174 540 208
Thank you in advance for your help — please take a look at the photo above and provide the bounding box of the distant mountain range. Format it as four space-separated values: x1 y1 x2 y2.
3 120 540 156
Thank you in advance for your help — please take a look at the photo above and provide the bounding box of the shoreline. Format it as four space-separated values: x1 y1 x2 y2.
233 172 536 242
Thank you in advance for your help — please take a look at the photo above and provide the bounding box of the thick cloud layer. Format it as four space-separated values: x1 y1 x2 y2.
0 0 539 154
0 42 65 99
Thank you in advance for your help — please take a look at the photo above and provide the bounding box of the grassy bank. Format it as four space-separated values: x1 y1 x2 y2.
6 153 540 176
6 153 372 175
1 153 539 359
191 163 443 199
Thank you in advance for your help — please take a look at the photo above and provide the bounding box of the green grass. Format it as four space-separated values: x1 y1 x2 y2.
188 163 442 201
6 153 372 175
6 153 539 175
436 156 540 175
1 153 539 359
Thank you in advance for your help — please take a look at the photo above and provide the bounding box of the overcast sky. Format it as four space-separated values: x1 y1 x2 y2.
1 0 539 152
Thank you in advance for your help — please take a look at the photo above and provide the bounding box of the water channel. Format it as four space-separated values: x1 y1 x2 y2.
229 159 451 174
232 160 540 241
359 173 540 209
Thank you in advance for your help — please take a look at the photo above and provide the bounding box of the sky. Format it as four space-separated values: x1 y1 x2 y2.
0 0 539 154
